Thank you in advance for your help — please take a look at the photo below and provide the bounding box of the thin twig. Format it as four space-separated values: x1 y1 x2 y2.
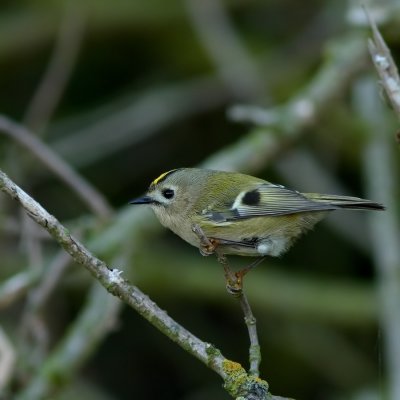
0 169 284 400
0 115 112 218
366 7 400 120
238 291 261 377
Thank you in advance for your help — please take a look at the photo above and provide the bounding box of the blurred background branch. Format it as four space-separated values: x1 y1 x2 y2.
23 6 85 135
362 15 400 399
184 0 264 101
0 326 16 392
0 115 112 218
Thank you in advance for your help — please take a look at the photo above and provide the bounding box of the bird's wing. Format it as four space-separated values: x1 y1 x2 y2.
204 183 337 222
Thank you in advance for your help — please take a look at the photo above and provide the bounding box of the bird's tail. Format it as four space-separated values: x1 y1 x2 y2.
304 193 385 211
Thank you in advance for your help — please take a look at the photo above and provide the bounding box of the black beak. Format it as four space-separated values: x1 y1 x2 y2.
129 195 154 205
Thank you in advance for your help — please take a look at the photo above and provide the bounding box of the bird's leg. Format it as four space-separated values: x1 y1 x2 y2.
191 224 240 294
216 253 243 296
191 224 265 295
235 256 266 287
191 224 219 256
219 256 266 296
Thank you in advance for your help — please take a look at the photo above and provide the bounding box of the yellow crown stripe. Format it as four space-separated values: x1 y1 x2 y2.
151 169 178 186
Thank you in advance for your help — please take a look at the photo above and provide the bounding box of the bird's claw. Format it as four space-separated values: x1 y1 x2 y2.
192 224 219 256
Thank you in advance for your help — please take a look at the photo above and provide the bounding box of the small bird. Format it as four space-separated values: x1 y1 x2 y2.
130 168 384 261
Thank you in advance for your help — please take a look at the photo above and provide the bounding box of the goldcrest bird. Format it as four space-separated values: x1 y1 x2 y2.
130 168 384 259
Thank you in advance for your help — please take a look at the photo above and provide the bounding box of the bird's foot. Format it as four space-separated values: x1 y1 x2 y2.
223 257 266 297
192 224 219 256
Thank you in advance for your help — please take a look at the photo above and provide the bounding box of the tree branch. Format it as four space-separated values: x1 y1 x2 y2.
366 9 400 121
239 291 261 377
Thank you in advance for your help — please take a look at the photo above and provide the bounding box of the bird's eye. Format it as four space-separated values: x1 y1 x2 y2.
162 188 175 199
